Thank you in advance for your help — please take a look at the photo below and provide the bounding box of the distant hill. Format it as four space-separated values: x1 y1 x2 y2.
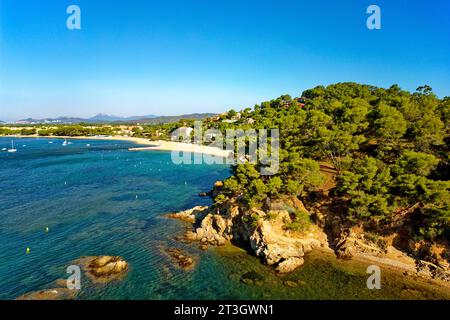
122 113 217 124
88 113 158 122
15 113 217 124
16 117 86 124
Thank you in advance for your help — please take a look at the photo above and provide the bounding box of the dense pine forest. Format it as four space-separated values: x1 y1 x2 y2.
215 83 449 244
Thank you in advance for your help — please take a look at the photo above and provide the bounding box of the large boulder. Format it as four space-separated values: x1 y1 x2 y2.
195 214 230 246
167 206 209 223
75 256 129 284
276 257 305 274
335 238 355 259
192 204 243 246
250 219 323 273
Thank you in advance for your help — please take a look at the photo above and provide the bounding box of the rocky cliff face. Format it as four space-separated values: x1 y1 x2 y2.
169 197 329 273
329 218 450 282
168 195 450 281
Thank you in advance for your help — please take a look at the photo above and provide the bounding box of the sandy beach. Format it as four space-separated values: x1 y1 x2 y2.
2 135 234 158
129 140 233 158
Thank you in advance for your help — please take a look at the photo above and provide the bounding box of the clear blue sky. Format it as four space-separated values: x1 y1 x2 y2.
0 0 449 121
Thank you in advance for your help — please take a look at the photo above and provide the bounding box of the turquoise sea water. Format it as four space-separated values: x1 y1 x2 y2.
0 137 232 300
1 137 449 300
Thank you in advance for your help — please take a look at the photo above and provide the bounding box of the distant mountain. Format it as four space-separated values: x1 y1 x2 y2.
88 113 123 122
15 113 217 124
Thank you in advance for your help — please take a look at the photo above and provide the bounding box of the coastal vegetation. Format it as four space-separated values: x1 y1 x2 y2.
214 83 449 244
0 120 197 140
3 82 449 279
168 83 449 279
3 83 448 245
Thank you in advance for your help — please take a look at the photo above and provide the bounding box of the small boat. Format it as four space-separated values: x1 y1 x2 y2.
8 141 17 153
1 148 6 151
48 141 53 144
86 144 91 147
62 139 68 146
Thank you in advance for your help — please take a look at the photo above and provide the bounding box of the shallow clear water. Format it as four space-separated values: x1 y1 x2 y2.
0 137 448 300
0 137 231 300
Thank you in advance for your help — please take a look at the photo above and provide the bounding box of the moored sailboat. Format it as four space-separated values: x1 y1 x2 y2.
8 140 17 153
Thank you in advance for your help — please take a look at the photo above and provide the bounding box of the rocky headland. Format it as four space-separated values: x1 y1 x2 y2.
168 194 329 274
168 182 450 282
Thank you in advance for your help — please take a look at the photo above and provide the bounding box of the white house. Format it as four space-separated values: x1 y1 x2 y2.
171 127 194 141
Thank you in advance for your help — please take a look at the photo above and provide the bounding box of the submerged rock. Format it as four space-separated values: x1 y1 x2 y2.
165 248 196 269
297 280 307 286
75 256 129 284
283 280 299 288
276 257 305 274
240 271 264 285
15 256 128 299
16 288 78 300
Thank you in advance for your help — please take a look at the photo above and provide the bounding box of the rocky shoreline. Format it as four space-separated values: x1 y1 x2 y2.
167 193 450 284
167 198 329 274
